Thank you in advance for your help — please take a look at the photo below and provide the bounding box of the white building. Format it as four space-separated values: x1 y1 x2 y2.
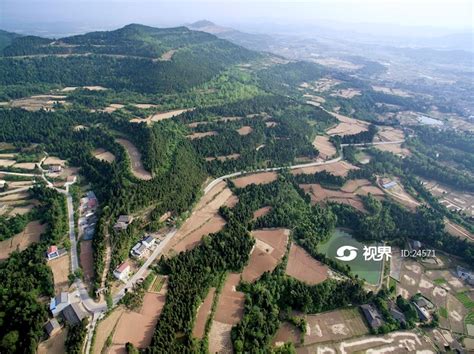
113 262 131 281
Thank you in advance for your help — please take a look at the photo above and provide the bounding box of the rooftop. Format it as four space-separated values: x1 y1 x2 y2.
116 262 130 273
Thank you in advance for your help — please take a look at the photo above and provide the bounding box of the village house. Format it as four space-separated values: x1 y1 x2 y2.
46 245 60 260
62 303 88 325
413 302 431 322
382 181 397 190
131 242 147 258
114 214 133 232
142 235 156 248
0 179 6 189
457 266 474 286
49 165 62 173
113 262 131 281
388 302 407 325
44 318 61 337
360 304 384 330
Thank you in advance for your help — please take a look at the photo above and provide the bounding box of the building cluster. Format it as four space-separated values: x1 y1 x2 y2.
79 191 98 240
44 292 89 337
131 235 157 258
360 295 435 332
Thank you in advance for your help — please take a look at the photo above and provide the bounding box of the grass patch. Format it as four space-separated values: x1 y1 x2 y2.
456 292 474 310
439 307 448 319
433 278 446 285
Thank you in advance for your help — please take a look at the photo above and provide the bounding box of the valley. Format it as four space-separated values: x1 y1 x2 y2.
0 13 472 354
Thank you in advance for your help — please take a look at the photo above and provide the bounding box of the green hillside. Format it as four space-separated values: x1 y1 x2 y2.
0 29 21 52
0 24 260 94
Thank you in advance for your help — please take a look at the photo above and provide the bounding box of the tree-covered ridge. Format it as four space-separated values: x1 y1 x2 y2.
0 29 21 52
179 95 336 175
2 24 252 59
0 24 260 94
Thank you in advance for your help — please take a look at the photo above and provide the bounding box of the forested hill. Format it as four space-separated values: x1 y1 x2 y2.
0 24 260 93
0 30 21 52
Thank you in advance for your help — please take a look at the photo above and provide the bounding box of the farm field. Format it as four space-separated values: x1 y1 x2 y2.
241 228 289 283
422 179 474 219
102 103 124 113
291 160 358 177
167 180 235 254
299 183 367 212
375 126 405 142
286 243 329 285
232 171 278 188
9 94 68 111
109 282 168 352
326 112 369 136
252 206 272 220
49 255 70 293
303 308 369 345
297 330 435 353
312 135 336 159
272 322 302 347
210 273 245 354
186 131 218 140
92 148 116 163
0 220 45 260
396 258 472 334
192 287 216 339
374 143 411 157
92 307 125 354
116 138 152 180
130 108 192 124
236 126 253 135
37 328 67 354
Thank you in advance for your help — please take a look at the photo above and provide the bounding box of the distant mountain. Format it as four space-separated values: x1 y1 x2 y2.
187 20 276 52
0 29 21 52
0 24 260 93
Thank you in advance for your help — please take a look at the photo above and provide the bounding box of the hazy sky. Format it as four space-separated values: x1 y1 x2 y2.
1 0 473 35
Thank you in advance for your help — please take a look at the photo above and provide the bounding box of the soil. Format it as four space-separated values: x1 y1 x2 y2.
116 138 152 180
192 287 216 339
0 220 45 260
49 255 70 293
286 243 329 285
232 171 278 188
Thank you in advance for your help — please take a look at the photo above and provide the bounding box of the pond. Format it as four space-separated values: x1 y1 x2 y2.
318 228 383 285
418 115 443 126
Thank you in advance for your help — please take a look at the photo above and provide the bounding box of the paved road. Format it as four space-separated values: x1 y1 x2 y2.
67 194 79 272
203 139 405 195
